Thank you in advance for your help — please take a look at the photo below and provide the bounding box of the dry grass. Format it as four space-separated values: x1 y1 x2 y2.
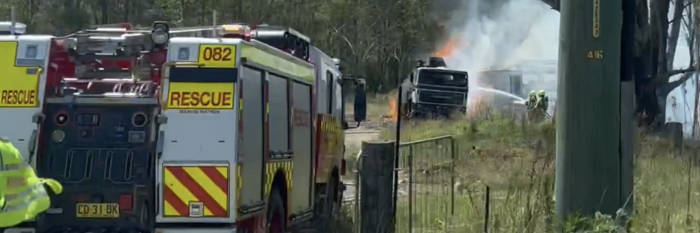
339 99 700 233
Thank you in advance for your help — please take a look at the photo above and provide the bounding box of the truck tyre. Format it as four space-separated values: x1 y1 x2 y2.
327 175 342 222
267 189 286 233
315 175 342 232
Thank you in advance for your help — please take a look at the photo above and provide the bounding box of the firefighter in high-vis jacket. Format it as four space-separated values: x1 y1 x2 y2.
0 138 63 227
525 90 537 110
535 90 549 113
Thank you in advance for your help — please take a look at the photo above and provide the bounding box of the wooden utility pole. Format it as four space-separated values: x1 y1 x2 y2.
555 0 633 225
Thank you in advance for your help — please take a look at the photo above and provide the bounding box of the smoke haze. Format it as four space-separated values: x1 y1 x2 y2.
438 0 559 72
431 0 560 112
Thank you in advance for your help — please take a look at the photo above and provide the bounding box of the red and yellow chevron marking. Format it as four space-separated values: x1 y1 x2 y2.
264 160 293 197
316 115 344 183
236 163 243 207
163 165 229 217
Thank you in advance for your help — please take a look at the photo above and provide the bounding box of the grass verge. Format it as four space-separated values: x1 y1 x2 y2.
339 104 700 233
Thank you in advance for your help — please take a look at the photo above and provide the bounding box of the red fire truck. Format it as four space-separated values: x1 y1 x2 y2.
1 22 364 233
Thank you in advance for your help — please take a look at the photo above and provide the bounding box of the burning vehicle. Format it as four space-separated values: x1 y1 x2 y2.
402 57 469 118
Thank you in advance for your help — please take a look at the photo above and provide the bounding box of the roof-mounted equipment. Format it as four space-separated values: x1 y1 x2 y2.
253 25 310 61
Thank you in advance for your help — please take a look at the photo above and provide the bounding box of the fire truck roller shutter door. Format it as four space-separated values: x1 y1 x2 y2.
268 74 289 154
238 66 265 208
290 81 313 213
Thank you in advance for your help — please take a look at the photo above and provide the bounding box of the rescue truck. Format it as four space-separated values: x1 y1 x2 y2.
0 22 51 168
1 22 363 233
157 24 360 233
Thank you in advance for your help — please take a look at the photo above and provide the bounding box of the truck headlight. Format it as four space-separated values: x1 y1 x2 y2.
151 22 170 45
151 30 169 45
52 129 66 143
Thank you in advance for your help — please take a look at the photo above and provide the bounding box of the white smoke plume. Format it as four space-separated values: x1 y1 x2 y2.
433 0 560 112
442 0 558 72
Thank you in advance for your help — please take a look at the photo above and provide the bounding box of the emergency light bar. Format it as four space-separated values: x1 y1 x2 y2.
216 24 252 39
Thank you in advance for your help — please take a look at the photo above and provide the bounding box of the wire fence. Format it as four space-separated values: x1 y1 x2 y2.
395 136 456 233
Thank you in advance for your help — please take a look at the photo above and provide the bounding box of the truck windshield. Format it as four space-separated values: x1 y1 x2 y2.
418 70 468 87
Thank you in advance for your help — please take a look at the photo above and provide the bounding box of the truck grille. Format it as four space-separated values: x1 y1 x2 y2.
52 148 136 184
418 89 464 105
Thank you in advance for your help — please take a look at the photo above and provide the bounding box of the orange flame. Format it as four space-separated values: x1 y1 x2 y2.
434 39 458 58
389 97 398 122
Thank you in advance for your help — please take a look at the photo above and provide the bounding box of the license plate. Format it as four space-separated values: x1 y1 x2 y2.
76 203 119 218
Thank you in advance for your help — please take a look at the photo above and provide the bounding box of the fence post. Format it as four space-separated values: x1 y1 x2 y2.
450 138 456 215
355 169 361 233
408 145 413 233
484 185 490 233
360 141 397 233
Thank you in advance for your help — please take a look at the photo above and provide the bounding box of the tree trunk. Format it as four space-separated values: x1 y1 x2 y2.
694 0 700 137
101 0 108 24
693 73 699 137
635 0 658 126
645 0 672 128
200 0 206 25
123 0 130 22
668 0 686 70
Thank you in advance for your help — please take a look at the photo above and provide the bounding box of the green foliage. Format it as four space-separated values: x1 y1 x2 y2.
564 212 620 233
0 0 450 93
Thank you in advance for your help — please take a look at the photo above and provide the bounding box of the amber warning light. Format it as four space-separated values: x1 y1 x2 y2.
216 24 252 40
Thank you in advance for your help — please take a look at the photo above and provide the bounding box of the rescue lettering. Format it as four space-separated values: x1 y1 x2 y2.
0 89 37 105
167 82 235 110
169 91 232 109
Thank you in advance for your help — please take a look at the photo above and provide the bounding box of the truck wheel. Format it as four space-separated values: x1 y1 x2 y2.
327 175 342 222
315 176 342 232
267 189 286 233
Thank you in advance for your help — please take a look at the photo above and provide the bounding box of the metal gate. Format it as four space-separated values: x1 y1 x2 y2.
396 136 456 233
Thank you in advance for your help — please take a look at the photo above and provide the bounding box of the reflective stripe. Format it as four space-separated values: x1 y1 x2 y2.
2 184 47 213
7 176 27 188
5 182 43 203
0 148 4 170
2 164 28 171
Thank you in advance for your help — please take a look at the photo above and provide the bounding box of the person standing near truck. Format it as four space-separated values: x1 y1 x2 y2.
354 80 367 126
0 138 63 228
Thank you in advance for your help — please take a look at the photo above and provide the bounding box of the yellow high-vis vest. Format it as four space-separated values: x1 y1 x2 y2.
0 139 63 228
